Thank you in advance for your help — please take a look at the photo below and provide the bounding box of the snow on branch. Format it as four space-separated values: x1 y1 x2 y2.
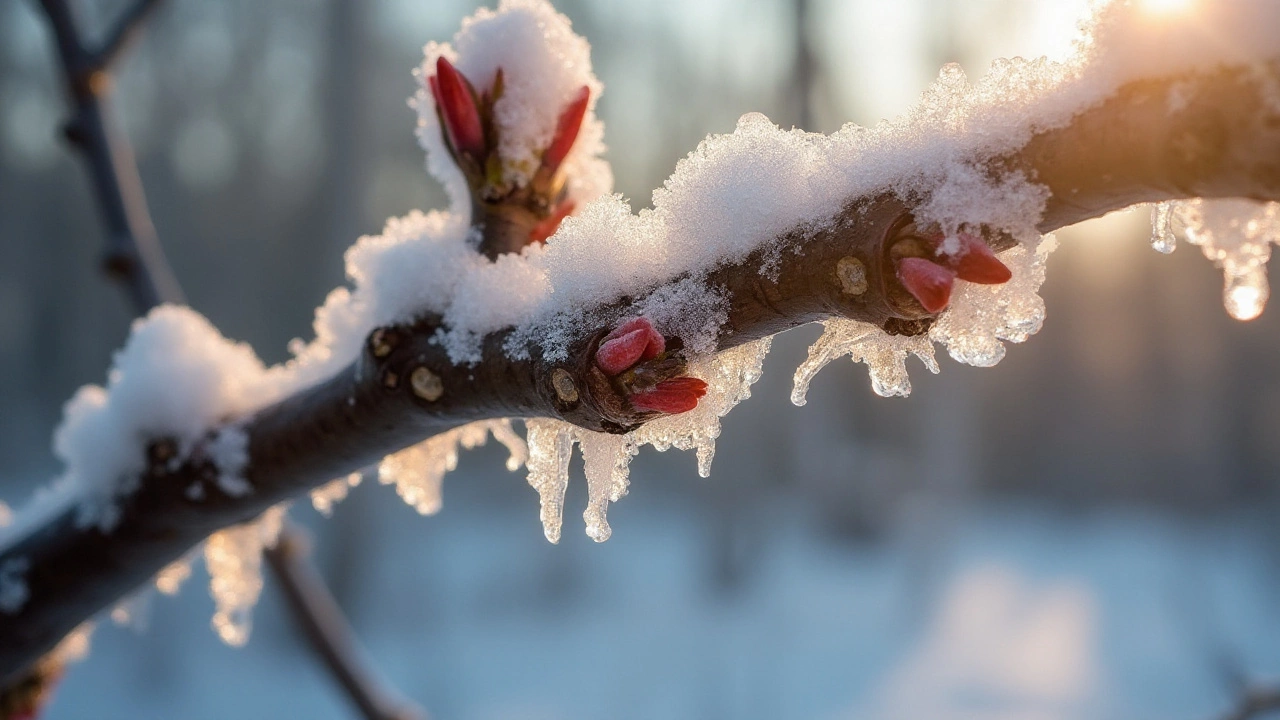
2 0 1280 686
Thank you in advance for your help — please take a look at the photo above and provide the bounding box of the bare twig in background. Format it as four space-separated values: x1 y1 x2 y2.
1217 685 1280 720
267 529 426 720
93 0 164 70
22 2 426 719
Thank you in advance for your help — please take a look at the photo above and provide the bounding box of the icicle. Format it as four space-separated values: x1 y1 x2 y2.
578 431 635 543
521 340 771 542
792 321 877 405
205 504 286 647
489 419 529 471
155 553 194 595
378 419 526 515
525 418 575 543
311 472 363 517
110 591 152 631
51 622 94 665
792 320 938 403
1225 267 1269 321
1150 201 1177 254
1176 199 1280 321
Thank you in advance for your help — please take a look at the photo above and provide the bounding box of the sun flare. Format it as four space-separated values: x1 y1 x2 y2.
1139 0 1194 17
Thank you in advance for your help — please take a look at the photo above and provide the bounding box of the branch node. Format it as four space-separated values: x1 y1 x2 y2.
551 368 579 403
836 256 868 295
368 328 399 360
409 367 443 402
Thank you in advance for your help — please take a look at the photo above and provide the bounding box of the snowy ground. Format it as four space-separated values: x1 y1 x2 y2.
43 480 1280 720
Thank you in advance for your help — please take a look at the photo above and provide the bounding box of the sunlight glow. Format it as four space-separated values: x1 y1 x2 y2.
1139 0 1193 16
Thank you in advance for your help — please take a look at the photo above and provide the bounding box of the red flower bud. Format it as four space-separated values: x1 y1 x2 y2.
631 377 709 414
434 57 486 160
595 317 665 376
542 85 590 175
897 257 956 314
951 232 1012 284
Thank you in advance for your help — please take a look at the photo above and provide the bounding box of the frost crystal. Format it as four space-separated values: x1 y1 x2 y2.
379 420 528 515
792 321 938 405
1173 199 1280 321
311 472 363 517
205 504 286 647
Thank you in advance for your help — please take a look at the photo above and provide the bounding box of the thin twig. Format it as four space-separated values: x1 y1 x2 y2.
94 0 165 70
265 530 426 720
1217 685 1280 720
28 2 424 718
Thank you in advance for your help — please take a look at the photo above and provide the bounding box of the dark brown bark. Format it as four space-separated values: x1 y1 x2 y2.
2 61 1279 683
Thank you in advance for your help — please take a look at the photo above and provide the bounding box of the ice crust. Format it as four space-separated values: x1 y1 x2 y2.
5 0 1280 650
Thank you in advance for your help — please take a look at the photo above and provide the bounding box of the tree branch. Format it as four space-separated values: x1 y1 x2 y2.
21 2 426 718
1216 685 1280 720
93 0 165 71
265 529 426 720
2 58 1279 683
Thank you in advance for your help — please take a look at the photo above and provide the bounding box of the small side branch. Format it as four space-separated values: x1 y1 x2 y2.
265 530 426 720
94 0 165 71
1217 685 1280 720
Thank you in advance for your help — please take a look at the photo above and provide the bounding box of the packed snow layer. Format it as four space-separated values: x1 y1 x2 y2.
51 306 270 531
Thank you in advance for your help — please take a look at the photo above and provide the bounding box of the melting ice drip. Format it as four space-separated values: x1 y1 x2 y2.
378 419 528 515
525 339 772 543
204 505 286 646
793 237 1055 404
310 472 364 517
1151 199 1280 321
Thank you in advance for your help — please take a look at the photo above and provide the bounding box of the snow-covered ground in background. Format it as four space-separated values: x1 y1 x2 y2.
43 490 1280 720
